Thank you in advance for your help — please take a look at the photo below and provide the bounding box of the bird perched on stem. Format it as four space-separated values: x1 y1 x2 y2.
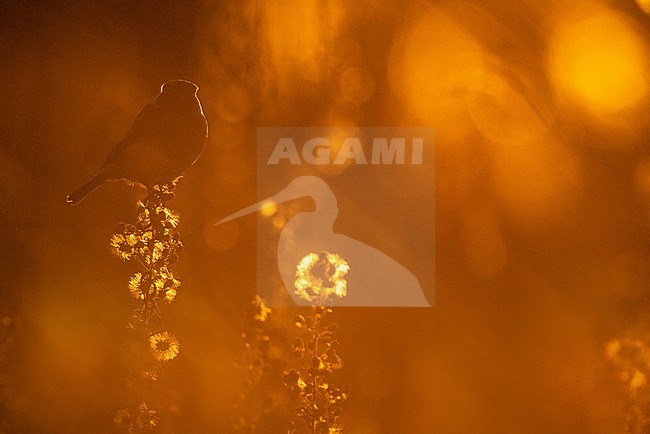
67 79 208 205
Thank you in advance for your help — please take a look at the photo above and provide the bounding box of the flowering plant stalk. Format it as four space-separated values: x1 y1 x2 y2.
233 295 274 432
606 337 650 433
111 181 184 433
284 252 350 434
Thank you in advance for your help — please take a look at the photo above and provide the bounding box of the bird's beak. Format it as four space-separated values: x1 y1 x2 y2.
216 183 304 225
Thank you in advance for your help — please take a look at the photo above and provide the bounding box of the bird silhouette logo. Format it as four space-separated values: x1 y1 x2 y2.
218 175 431 307
67 79 208 204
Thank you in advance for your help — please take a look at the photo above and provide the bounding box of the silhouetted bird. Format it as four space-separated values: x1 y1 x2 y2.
67 79 208 205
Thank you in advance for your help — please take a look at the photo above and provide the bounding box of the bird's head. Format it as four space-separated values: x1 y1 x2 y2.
157 80 202 113
161 79 198 95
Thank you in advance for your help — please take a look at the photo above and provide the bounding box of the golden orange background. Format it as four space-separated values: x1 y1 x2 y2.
2 0 650 432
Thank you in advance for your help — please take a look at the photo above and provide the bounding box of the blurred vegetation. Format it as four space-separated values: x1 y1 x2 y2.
1 0 650 432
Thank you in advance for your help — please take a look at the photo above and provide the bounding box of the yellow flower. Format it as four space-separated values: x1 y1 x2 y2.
152 267 180 303
630 370 647 391
163 287 177 303
129 273 145 300
137 201 150 221
110 233 139 260
113 407 132 430
149 331 180 361
253 295 271 322
136 402 158 429
151 241 165 263
156 267 180 287
605 339 621 360
160 206 180 228
114 402 159 431
294 251 350 303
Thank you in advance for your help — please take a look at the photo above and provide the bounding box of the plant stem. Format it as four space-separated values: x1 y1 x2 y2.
311 306 322 434
145 199 157 327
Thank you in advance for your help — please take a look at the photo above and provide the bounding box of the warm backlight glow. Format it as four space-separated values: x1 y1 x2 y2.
468 73 548 146
259 0 343 88
549 8 648 113
491 136 582 223
389 9 485 142
637 0 650 15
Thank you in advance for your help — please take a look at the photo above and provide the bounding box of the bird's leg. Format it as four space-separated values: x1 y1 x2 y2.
146 183 176 205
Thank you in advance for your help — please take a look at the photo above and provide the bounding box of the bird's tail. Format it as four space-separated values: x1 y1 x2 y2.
67 177 104 205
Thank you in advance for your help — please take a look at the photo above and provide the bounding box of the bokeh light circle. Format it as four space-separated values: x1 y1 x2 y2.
548 8 648 114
